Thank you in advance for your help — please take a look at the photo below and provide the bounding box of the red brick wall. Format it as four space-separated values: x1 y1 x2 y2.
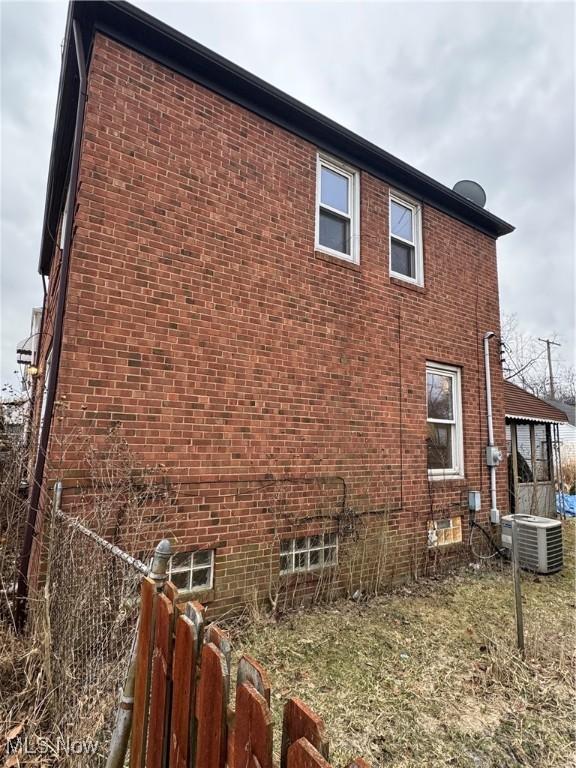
39 33 508 614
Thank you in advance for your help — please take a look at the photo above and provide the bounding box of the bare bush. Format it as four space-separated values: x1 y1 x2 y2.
1 424 176 766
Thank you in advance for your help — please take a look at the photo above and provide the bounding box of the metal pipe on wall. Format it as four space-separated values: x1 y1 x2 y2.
483 331 500 524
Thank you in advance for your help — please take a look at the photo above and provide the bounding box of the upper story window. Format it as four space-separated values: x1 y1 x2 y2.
316 155 359 263
426 363 464 478
390 193 423 285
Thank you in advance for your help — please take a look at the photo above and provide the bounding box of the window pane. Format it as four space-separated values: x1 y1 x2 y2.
325 532 337 546
280 539 292 553
319 210 350 255
171 570 191 590
309 535 321 548
295 552 307 570
295 537 307 551
391 200 413 241
427 372 454 420
391 239 415 278
516 424 533 483
309 549 320 567
171 552 191 570
193 549 211 566
324 547 336 564
192 568 211 589
534 424 550 481
427 423 453 470
321 166 349 213
280 554 291 572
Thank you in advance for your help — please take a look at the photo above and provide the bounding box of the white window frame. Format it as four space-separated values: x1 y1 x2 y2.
426 362 464 479
168 549 214 593
389 191 424 285
280 533 338 575
315 154 360 264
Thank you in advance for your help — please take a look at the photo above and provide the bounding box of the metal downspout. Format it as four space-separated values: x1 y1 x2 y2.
15 21 87 630
483 331 500 524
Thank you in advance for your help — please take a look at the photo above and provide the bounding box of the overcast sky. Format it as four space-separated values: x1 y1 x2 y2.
1 0 574 390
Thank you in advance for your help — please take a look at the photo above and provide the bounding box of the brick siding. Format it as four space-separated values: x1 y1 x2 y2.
31 33 508 614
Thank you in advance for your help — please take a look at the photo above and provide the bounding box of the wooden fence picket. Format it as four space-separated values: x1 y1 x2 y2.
237 654 271 705
233 682 274 768
205 624 232 689
130 577 157 768
287 738 331 768
281 698 329 767
168 615 198 768
125 588 369 768
195 642 229 768
146 592 174 768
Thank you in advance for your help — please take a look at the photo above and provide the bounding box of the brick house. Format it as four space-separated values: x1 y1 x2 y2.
20 0 514 616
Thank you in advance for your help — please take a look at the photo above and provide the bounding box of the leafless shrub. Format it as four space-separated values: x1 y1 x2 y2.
1 422 176 766
560 457 576 494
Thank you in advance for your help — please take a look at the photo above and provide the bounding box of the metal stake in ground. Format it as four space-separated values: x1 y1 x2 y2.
511 517 525 658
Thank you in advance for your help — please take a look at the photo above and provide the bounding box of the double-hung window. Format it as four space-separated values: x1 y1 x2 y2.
426 363 464 477
390 193 423 284
316 155 359 263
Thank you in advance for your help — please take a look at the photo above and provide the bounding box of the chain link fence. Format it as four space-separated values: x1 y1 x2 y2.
23 485 163 766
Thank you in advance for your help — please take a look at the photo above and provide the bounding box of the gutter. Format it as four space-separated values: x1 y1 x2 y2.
15 20 87 631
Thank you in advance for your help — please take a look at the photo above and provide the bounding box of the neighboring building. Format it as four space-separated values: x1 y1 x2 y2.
504 381 568 517
545 399 576 463
21 1 514 615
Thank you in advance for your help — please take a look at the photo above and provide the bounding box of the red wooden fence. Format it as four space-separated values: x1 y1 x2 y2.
128 578 368 768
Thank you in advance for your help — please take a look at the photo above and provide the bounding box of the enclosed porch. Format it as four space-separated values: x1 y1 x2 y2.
504 381 568 518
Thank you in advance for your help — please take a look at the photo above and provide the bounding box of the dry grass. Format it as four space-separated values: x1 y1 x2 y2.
234 521 576 768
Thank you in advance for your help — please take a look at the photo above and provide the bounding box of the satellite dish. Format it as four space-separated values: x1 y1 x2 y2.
452 179 487 208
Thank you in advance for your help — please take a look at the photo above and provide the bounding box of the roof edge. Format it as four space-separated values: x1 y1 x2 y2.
38 0 515 275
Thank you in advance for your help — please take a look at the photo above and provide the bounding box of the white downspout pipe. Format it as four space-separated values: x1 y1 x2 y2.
484 332 500 524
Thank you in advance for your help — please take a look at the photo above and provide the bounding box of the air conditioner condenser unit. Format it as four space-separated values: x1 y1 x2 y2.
501 514 563 574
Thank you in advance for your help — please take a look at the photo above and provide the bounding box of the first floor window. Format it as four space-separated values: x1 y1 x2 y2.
426 363 464 477
427 516 462 547
280 533 338 574
316 154 359 263
168 549 214 592
390 192 423 284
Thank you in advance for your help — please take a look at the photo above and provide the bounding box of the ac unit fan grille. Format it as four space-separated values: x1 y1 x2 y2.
546 526 563 571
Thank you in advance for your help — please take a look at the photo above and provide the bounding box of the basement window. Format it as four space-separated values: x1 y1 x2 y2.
427 516 462 547
168 549 214 592
316 154 360 263
280 533 338 574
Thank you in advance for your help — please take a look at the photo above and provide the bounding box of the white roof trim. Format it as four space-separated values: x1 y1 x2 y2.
505 413 565 424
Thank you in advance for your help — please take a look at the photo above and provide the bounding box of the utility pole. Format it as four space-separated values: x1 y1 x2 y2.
538 337 561 400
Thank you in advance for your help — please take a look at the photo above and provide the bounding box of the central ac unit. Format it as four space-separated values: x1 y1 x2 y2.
501 514 563 574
